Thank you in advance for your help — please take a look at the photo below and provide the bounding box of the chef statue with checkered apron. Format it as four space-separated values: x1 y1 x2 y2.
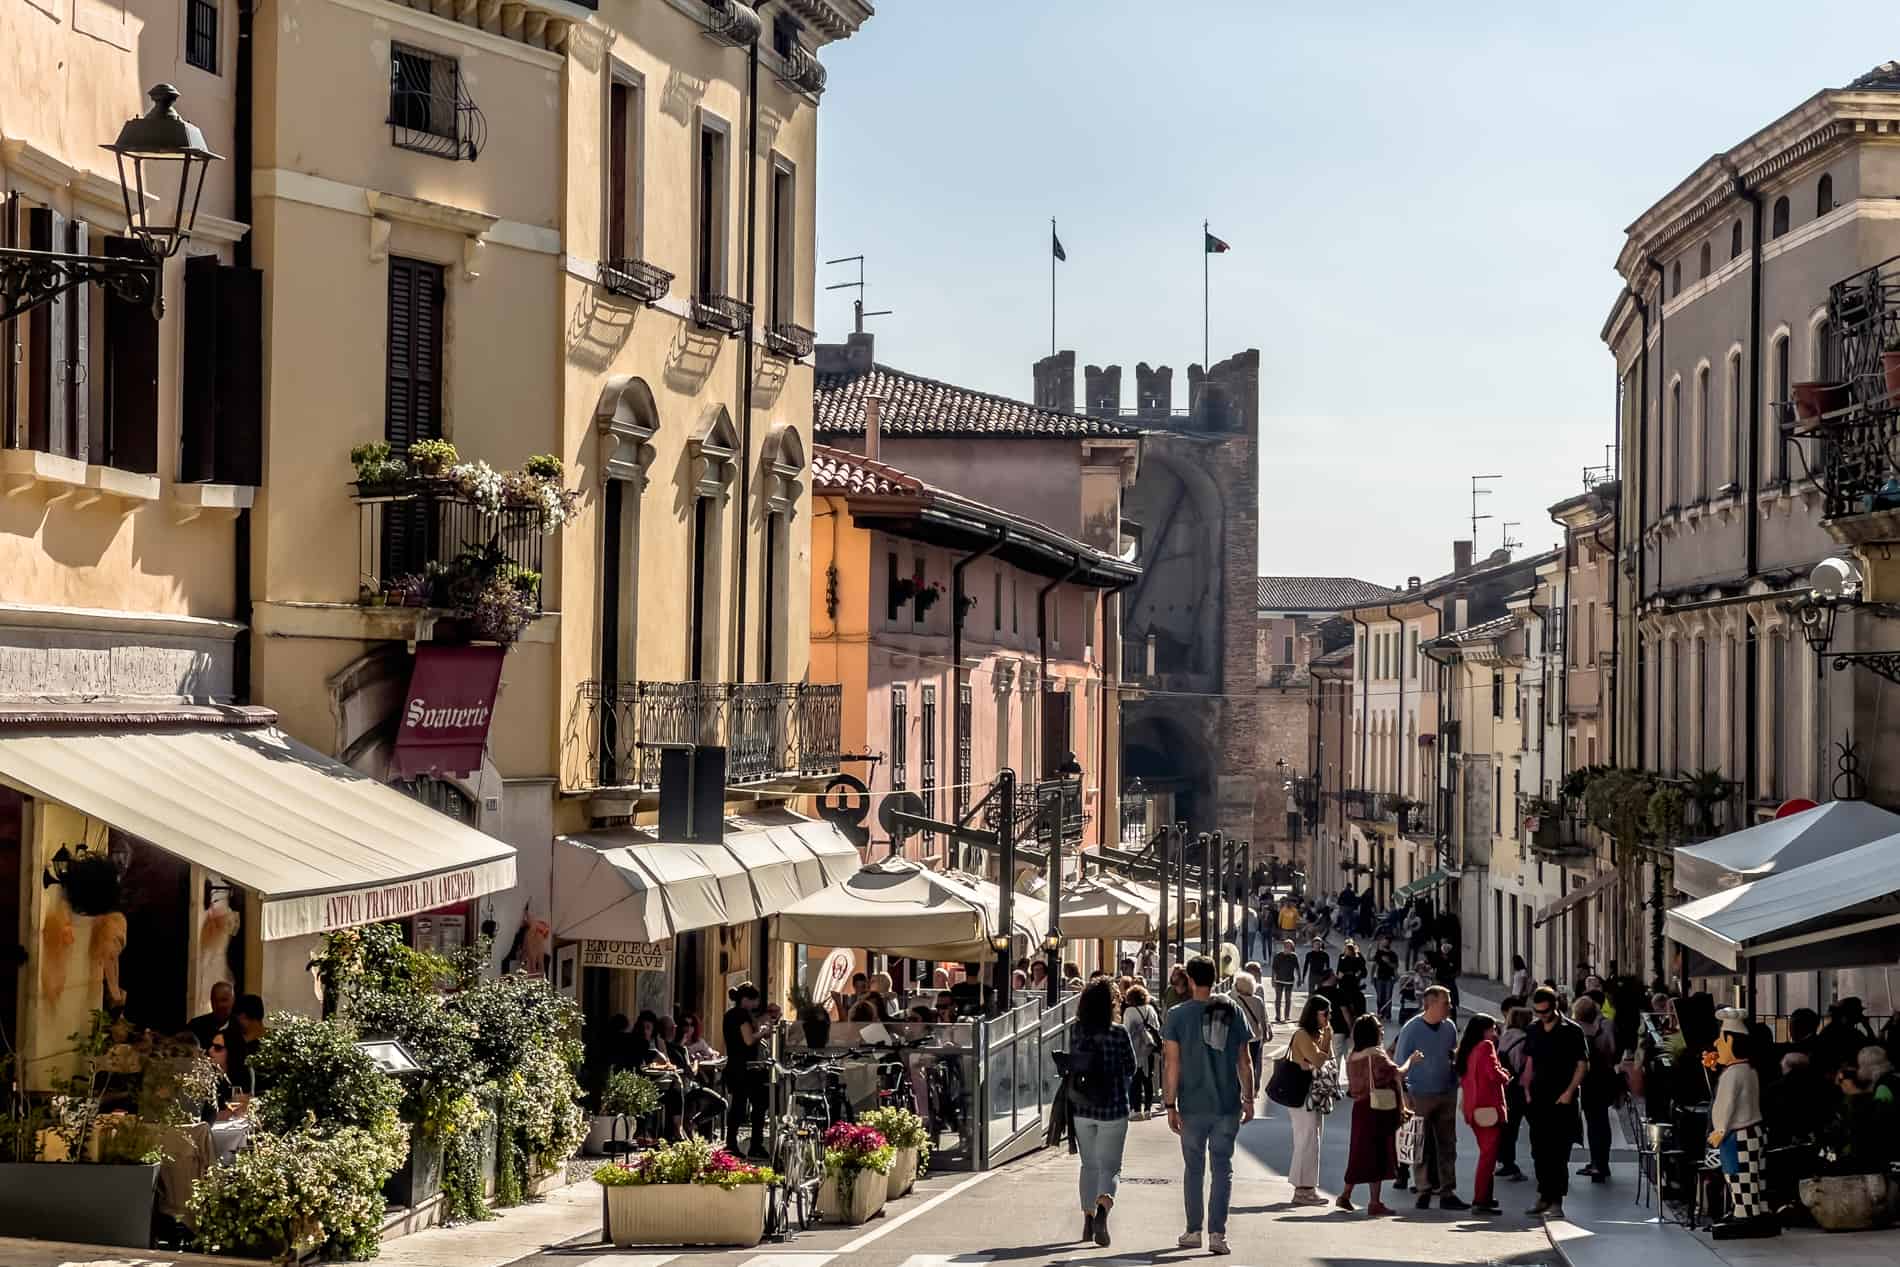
1706 1007 1778 1240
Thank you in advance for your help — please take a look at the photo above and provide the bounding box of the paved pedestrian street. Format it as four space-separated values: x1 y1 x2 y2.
495 1103 1555 1267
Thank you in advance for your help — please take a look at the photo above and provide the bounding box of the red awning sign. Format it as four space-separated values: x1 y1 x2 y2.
391 645 506 779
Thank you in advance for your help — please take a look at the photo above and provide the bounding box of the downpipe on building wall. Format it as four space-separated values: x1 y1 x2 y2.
1633 282 1652 770
232 0 257 701
1737 169 1766 810
951 531 1007 868
733 12 764 681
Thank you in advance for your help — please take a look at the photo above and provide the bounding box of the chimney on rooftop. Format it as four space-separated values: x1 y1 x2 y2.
1453 540 1473 573
1407 576 1421 591
863 396 882 463
815 330 876 377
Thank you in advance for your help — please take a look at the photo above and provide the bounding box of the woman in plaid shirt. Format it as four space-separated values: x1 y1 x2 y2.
1069 978 1137 1248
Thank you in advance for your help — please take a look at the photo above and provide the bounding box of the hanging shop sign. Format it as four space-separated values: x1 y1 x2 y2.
580 939 668 972
391 644 507 779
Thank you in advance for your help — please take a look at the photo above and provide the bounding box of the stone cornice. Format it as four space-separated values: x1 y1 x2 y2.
1615 93 1900 282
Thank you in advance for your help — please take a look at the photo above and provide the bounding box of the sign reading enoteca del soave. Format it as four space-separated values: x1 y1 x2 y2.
581 940 668 972
391 644 508 779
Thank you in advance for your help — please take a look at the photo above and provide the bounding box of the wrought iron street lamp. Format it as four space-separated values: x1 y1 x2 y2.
0 85 221 322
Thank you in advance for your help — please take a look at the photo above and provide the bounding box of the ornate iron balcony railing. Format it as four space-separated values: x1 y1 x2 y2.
565 679 842 792
389 55 486 162
692 292 753 338
700 0 761 47
764 321 815 360
600 258 674 305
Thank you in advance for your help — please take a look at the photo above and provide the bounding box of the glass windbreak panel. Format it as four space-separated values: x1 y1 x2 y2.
986 1039 1015 1145
1014 1027 1041 1122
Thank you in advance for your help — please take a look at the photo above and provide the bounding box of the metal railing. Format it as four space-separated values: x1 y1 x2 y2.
389 54 486 162
700 0 761 46
773 40 828 95
600 258 674 305
1816 255 1900 517
692 292 753 338
764 321 816 359
355 488 544 609
564 680 842 791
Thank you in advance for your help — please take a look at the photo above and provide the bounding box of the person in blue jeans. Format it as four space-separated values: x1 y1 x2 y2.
1163 953 1255 1256
1067 979 1137 1248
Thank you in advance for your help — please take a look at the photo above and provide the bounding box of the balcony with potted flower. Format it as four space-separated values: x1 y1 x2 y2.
279 439 577 647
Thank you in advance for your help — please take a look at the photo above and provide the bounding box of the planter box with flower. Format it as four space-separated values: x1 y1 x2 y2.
593 1140 775 1248
889 573 946 616
858 1107 928 1198
817 1122 891 1225
0 1011 215 1249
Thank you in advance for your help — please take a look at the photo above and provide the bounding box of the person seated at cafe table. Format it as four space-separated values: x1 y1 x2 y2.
224 994 267 1097
679 1014 719 1068
188 982 236 1052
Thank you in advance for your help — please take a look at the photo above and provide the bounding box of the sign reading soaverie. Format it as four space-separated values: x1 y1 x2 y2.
580 939 667 972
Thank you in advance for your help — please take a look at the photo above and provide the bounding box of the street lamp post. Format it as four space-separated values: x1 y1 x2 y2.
0 85 221 322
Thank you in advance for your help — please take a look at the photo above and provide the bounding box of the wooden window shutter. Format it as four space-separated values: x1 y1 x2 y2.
384 256 444 452
1040 688 1071 780
67 219 90 464
213 263 262 485
2 193 20 448
103 236 160 474
180 253 220 480
26 207 68 456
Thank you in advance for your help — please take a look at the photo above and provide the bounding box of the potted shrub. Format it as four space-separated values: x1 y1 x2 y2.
817 1122 891 1225
859 1107 927 1197
407 438 460 479
586 1070 659 1156
349 441 408 495
593 1139 775 1248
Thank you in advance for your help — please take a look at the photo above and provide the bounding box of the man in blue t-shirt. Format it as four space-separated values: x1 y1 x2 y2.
1394 985 1467 1209
1163 954 1254 1255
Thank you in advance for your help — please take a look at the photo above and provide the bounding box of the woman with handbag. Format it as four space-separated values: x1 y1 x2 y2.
1456 1013 1511 1215
1340 1015 1418 1215
1285 994 1334 1206
1122 983 1162 1118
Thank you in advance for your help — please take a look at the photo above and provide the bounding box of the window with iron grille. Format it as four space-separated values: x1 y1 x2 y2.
186 0 219 73
889 685 907 792
920 684 937 850
389 45 486 161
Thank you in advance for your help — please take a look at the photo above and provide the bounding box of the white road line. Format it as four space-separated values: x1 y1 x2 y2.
834 1170 1001 1255
571 1256 677 1267
890 1257 995 1267
739 1255 837 1267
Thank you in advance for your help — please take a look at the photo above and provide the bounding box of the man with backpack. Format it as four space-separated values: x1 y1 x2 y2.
1164 955 1255 1255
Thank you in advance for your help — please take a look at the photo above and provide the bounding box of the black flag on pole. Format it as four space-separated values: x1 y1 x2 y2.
1052 229 1067 262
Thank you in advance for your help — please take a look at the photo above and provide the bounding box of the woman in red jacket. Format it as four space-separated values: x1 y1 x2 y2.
1456 1013 1511 1215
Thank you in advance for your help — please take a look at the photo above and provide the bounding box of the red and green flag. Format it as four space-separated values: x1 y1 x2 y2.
1205 230 1231 254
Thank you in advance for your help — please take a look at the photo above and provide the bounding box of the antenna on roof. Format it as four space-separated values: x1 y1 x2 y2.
1470 474 1501 546
825 255 893 335
1501 521 1521 552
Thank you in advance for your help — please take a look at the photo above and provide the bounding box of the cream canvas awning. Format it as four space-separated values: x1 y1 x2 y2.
0 726 517 941
554 815 861 944
777 857 992 959
1666 832 1900 973
1673 800 1900 898
1060 880 1154 940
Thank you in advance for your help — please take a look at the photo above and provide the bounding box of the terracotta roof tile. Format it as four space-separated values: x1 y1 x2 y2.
814 363 1136 439
811 446 926 498
1256 575 1400 611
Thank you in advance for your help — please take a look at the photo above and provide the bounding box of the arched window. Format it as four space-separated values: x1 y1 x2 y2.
1671 259 1682 296
1817 173 1834 216
1696 365 1711 499
1731 220 1744 259
1670 378 1683 509
1698 241 1712 279
1727 350 1743 488
1772 196 1790 238
1769 331 1790 481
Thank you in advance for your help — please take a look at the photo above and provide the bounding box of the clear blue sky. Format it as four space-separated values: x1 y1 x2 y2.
813 3 1890 585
